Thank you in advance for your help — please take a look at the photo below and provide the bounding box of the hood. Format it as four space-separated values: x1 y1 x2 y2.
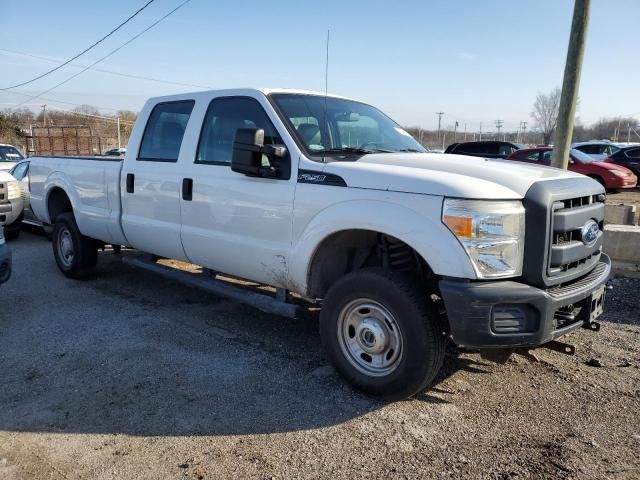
0 171 16 181
0 162 17 172
591 160 634 174
322 153 585 199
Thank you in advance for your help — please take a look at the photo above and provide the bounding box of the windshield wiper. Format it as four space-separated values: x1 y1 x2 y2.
320 147 393 155
394 148 424 153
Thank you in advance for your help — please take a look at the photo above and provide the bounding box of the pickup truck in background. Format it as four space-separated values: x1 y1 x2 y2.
29 88 611 399
0 170 24 241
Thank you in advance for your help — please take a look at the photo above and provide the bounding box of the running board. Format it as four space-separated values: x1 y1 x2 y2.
122 256 299 319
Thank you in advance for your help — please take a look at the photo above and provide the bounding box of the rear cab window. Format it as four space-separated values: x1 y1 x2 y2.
138 100 195 162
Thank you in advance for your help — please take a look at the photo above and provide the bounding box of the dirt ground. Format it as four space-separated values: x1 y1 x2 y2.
606 188 640 210
0 232 639 479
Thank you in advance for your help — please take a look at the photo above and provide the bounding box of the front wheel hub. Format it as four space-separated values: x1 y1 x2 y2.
338 299 403 377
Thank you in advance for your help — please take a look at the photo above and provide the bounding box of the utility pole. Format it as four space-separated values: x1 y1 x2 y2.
453 121 459 142
117 117 122 149
627 123 631 143
464 123 467 141
495 120 503 140
479 122 482 141
521 121 527 144
435 112 444 144
41 104 47 127
552 0 590 169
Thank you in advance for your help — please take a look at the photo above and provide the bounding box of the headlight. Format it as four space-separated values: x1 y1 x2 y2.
443 199 525 279
610 170 628 177
7 181 21 200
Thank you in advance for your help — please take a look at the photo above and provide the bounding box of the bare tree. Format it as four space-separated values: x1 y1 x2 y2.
531 88 561 145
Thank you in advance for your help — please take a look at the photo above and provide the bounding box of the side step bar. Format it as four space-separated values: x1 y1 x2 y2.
122 256 299 319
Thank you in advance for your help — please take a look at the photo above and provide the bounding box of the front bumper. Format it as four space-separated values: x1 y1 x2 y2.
0 198 23 226
0 241 11 284
439 254 611 348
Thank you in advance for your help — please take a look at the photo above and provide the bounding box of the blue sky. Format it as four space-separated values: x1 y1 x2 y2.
1 0 638 132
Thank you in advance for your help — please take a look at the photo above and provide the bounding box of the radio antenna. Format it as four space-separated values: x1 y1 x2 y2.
322 29 330 162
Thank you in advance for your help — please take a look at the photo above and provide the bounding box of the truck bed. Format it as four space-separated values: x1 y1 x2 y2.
29 155 128 246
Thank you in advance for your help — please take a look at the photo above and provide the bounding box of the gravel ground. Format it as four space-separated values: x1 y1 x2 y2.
1 232 639 479
606 189 639 210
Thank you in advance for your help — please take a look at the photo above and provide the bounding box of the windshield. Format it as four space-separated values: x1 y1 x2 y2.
570 148 597 163
271 94 426 158
0 146 24 162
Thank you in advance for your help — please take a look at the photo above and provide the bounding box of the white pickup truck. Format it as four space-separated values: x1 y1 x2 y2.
30 88 610 399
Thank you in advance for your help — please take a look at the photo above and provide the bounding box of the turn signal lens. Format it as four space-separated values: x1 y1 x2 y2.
443 215 473 238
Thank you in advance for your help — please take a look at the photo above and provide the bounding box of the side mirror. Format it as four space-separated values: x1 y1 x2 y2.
231 128 287 178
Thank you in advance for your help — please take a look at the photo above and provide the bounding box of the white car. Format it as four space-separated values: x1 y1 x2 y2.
0 170 23 240
571 141 624 161
0 144 25 171
29 88 611 399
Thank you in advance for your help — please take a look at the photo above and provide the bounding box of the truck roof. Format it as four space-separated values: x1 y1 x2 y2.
145 87 356 104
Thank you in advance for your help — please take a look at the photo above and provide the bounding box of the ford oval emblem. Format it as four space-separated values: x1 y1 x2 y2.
581 220 599 246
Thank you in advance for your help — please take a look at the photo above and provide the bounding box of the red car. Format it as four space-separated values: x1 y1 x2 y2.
506 147 637 191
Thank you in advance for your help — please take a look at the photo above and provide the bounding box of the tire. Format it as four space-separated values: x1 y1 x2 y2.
4 225 20 241
52 212 98 278
320 268 446 400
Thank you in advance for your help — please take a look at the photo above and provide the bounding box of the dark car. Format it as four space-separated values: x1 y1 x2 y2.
603 145 640 178
444 141 525 159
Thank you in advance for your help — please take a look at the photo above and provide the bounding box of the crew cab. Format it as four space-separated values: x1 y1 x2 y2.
29 88 611 399
506 147 637 191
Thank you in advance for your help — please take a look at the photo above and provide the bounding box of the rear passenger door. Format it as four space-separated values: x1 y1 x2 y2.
121 100 195 260
179 95 296 287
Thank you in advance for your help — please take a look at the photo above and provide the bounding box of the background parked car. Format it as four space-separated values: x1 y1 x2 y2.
0 144 25 171
571 141 621 160
103 147 127 156
603 145 640 178
506 147 637 191
0 170 24 240
445 141 526 159
8 160 52 238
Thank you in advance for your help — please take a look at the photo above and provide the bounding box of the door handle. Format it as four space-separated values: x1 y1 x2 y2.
182 178 193 201
126 173 135 193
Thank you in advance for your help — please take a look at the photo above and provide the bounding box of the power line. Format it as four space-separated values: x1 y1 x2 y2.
2 89 129 113
0 1 156 91
0 48 212 90
12 0 193 109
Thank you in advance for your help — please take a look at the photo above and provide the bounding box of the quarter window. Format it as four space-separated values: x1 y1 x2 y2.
138 101 195 162
196 96 282 164
626 148 640 159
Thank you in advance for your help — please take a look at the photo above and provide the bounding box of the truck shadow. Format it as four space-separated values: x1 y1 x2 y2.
0 236 491 437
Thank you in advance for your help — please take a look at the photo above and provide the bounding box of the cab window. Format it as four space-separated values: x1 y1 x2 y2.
196 96 282 165
138 100 195 162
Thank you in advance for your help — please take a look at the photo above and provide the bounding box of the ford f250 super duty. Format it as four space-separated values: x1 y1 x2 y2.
29 88 610 399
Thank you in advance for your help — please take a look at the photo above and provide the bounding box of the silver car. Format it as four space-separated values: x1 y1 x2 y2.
8 160 52 238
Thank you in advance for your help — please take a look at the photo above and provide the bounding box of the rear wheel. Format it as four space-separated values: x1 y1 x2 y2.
52 213 98 278
320 268 445 400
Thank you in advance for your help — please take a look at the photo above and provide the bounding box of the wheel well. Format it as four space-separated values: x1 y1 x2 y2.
307 229 436 298
47 188 72 223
